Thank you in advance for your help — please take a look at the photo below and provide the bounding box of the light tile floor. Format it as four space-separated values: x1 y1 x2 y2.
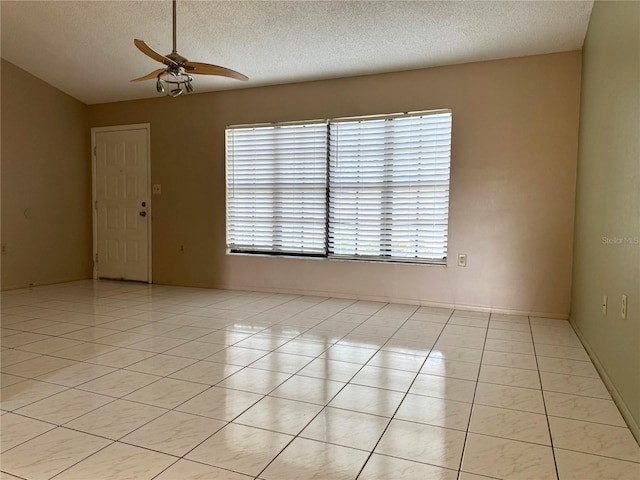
1 280 639 480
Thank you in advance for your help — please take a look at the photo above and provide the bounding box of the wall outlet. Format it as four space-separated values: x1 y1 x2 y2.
458 253 467 267
621 294 627 320
602 295 607 316
152 184 162 195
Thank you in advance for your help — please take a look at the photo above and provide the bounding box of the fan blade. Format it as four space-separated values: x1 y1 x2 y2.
134 39 177 67
184 61 248 81
130 68 166 82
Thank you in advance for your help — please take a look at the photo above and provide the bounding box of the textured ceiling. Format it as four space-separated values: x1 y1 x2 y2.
1 0 593 105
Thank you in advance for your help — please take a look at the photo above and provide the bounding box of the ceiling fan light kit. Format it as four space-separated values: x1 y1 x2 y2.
155 71 193 97
132 0 247 97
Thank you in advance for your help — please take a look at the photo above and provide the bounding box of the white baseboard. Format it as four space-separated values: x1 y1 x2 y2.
570 316 640 444
218 282 569 319
153 279 568 319
1 275 92 292
4 276 568 319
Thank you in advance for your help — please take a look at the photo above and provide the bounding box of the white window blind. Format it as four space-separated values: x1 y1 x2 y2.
226 110 452 263
328 111 452 262
226 122 328 255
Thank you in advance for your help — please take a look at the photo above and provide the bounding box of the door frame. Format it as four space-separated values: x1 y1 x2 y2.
91 123 152 283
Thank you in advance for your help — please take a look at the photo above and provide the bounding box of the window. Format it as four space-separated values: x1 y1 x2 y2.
226 122 328 256
226 110 452 264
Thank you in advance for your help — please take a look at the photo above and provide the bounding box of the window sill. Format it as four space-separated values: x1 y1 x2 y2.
225 250 447 267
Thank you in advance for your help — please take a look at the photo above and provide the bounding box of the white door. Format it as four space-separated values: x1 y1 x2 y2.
93 127 150 282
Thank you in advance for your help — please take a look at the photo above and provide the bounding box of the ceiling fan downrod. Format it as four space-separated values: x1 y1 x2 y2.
154 0 191 97
172 0 177 55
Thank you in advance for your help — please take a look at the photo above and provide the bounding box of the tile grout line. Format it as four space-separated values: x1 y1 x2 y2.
529 315 561 480
0 289 308 465
241 300 397 479
144 295 386 478
453 311 490 480
353 307 454 479
1 284 298 480
253 303 422 479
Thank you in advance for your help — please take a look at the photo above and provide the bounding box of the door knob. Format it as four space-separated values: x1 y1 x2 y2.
139 211 147 217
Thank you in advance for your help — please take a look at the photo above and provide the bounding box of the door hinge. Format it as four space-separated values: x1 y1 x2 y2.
95 253 99 263
93 146 96 156
94 200 98 210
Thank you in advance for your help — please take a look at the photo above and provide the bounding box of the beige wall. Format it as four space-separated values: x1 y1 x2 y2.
571 1 640 436
88 52 581 316
1 60 92 289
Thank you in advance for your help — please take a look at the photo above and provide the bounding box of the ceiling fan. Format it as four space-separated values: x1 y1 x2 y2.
131 0 248 97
